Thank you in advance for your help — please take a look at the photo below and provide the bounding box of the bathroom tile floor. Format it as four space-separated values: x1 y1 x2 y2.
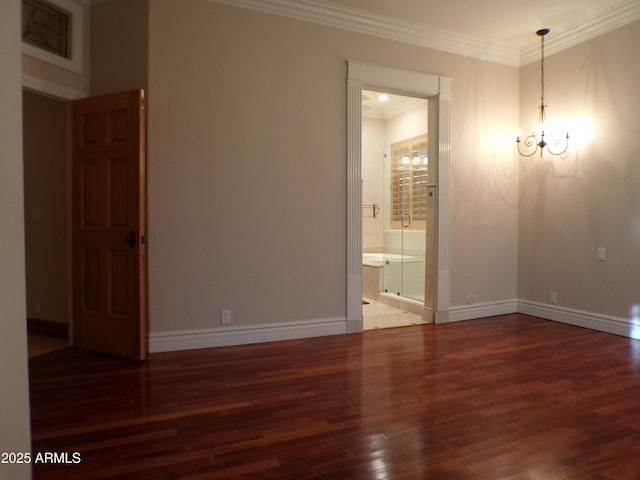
362 298 427 330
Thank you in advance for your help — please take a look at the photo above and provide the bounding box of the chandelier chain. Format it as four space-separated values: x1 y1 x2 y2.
516 28 569 157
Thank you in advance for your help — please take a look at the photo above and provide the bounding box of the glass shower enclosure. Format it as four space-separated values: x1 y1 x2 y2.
382 135 431 304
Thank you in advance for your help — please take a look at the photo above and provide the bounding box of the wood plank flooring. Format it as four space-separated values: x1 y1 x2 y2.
27 334 69 358
29 314 640 479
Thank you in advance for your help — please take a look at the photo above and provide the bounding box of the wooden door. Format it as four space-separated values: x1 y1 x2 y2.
72 90 146 360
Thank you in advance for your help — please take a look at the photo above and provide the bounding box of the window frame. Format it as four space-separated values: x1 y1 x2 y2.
21 0 83 74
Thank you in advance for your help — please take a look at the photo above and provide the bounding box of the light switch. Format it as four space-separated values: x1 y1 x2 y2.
597 247 606 261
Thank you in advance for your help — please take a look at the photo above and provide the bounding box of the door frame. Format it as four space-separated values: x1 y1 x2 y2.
22 80 148 352
22 79 81 344
346 61 452 332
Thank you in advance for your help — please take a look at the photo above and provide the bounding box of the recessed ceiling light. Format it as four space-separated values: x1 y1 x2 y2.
378 94 389 102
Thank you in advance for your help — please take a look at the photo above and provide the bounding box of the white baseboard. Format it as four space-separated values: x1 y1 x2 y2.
446 299 633 339
446 299 518 323
149 301 635 353
149 317 347 353
517 300 632 338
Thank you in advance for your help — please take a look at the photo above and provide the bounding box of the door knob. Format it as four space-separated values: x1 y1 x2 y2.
124 230 137 248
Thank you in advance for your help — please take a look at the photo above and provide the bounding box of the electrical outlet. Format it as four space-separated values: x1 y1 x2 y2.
549 291 557 304
221 309 231 325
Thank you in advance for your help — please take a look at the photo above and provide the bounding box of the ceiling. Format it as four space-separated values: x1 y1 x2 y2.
362 90 427 120
210 0 640 65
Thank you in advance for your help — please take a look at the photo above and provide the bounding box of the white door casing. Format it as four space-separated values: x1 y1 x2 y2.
347 61 452 332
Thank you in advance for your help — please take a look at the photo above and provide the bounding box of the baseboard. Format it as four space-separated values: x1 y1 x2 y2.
149 301 635 353
448 299 633 337
446 299 519 323
27 318 69 339
517 300 633 338
149 317 347 353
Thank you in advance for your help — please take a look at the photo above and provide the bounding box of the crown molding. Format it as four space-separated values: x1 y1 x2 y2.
210 0 640 67
519 0 640 65
210 0 520 66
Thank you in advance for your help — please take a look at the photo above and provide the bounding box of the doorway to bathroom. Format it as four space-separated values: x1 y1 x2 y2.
361 90 434 330
346 61 452 332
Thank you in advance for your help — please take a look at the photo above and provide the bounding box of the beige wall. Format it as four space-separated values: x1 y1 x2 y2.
23 91 70 325
362 116 385 251
0 1 32 479
91 0 149 96
449 56 520 307
147 0 520 333
518 21 640 320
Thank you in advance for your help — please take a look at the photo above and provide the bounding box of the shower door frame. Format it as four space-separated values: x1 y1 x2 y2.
386 135 430 304
346 61 452 332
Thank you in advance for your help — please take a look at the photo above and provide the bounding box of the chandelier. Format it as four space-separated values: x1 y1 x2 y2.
516 28 569 157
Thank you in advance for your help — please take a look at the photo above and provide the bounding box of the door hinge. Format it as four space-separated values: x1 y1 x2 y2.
140 235 146 245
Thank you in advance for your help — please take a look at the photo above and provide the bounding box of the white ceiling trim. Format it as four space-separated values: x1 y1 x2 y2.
210 0 640 67
210 0 520 66
519 0 640 65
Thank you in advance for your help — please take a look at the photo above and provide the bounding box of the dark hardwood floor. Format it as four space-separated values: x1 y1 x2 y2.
29 314 640 479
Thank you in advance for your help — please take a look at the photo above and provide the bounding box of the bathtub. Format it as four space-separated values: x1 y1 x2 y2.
362 252 425 304
362 252 421 267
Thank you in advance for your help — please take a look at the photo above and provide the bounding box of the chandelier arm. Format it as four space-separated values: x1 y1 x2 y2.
545 133 570 156
516 134 541 157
